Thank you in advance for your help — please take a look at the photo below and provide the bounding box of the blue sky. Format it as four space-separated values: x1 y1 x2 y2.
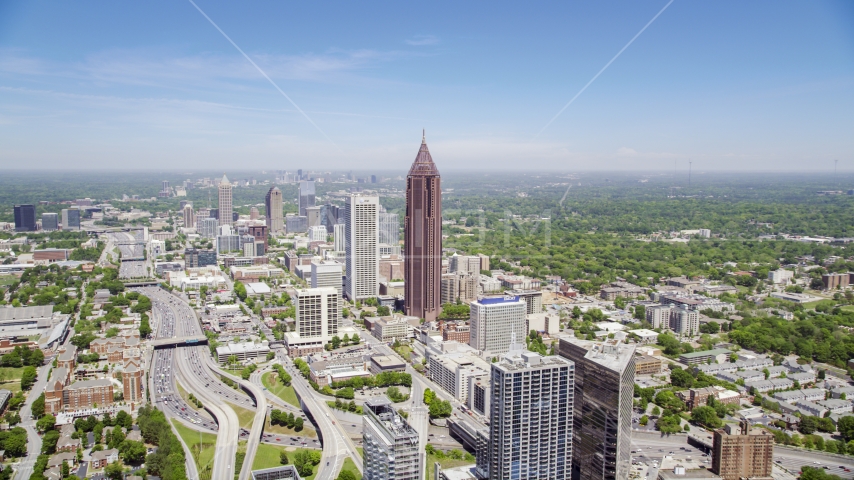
1 0 852 171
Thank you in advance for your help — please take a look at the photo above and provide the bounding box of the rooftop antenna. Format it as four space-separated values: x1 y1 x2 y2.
688 160 692 188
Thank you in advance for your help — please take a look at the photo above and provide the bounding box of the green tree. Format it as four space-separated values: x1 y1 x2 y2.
36 414 56 432
690 406 722 429
670 368 695 388
336 471 357 480
837 416 854 441
31 393 45 418
20 366 36 390
279 450 289 465
105 461 124 480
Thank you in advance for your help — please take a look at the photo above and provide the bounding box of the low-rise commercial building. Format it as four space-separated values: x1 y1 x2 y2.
679 349 731 366
635 356 663 375
369 355 406 375
215 341 270 364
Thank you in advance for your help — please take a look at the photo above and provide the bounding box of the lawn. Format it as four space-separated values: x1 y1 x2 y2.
265 418 317 438
172 419 217 476
426 453 475 479
393 345 413 362
0 367 25 394
176 383 202 411
262 372 301 408
0 276 17 287
252 445 320 480
227 403 258 430
341 457 362 479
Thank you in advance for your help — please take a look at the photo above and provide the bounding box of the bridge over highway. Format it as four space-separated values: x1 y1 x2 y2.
150 335 208 349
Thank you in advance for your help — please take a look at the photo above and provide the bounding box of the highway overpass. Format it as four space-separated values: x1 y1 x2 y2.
150 335 208 349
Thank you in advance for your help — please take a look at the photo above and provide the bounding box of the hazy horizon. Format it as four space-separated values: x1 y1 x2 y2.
1 1 852 171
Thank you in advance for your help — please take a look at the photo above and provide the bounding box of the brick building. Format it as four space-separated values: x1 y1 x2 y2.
711 421 774 480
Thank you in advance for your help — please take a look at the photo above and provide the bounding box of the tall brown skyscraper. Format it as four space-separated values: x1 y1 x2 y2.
405 131 442 322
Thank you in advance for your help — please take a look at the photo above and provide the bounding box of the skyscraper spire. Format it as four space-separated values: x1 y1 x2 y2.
405 132 442 322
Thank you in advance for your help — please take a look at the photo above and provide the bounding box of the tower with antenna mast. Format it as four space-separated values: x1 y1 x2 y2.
689 160 692 188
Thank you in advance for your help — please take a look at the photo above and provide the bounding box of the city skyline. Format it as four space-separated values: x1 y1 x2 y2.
1 2 851 171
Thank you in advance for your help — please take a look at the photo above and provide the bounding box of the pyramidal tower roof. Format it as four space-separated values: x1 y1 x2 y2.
408 130 439 177
220 174 230 185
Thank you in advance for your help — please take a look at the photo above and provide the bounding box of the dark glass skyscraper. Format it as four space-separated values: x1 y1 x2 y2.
558 338 636 480
14 205 36 232
404 132 442 322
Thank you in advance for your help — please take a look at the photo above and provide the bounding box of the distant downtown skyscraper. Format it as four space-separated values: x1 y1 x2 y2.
14 205 36 232
344 194 379 300
218 174 233 227
404 131 442 322
42 213 58 232
265 186 284 233
61 208 80 230
299 180 316 216
558 338 636 480
483 342 574 479
378 207 400 245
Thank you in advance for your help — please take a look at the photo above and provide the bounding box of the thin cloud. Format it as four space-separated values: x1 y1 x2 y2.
406 35 439 46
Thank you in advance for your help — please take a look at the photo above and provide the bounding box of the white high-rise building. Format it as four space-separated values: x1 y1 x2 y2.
363 399 422 480
481 343 575 479
344 194 379 300
333 223 346 252
311 260 343 296
284 287 340 355
182 204 195 229
469 295 527 355
308 225 327 243
670 307 700 335
218 174 233 227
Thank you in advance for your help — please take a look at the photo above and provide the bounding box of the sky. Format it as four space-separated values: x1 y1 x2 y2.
1 0 853 172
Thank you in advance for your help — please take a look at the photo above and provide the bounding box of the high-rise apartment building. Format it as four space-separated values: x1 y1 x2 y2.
484 345 574 479
363 399 422 480
404 132 442 322
199 218 218 239
299 181 316 216
558 338 636 480
14 205 36 232
711 421 774 480
311 260 343 296
333 223 346 252
378 208 400 245
284 287 340 356
344 194 379 300
182 204 195 229
670 307 700 335
123 360 144 403
305 206 321 228
218 174 233 227
469 296 527 355
265 186 284 233
42 213 58 232
61 208 81 230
